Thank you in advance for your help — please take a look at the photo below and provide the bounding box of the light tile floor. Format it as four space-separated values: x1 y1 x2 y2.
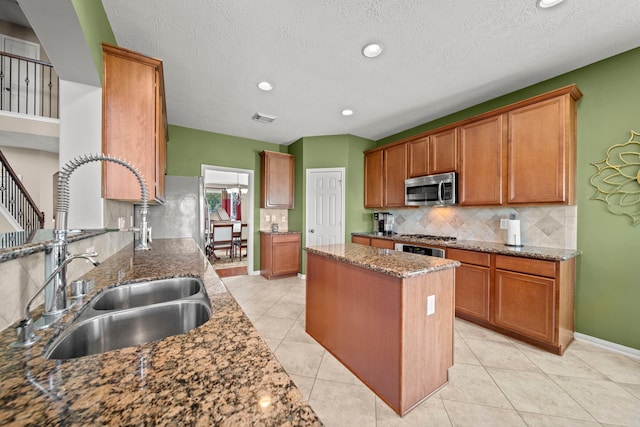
222 274 640 427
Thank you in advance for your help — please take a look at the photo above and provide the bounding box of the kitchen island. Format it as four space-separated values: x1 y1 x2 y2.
305 243 460 416
0 238 320 426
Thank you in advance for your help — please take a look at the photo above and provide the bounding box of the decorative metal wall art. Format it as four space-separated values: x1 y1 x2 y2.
590 130 640 225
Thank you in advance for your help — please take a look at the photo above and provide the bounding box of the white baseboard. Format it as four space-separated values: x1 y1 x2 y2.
574 332 640 360
297 273 306 280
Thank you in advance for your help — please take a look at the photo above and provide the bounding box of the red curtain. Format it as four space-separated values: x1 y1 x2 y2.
222 190 231 217
236 199 242 221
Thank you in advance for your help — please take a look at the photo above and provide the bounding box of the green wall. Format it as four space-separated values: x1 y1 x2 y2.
288 135 376 272
379 47 640 350
167 125 286 271
71 0 116 83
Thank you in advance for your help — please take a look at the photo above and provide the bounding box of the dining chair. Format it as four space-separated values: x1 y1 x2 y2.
210 223 234 259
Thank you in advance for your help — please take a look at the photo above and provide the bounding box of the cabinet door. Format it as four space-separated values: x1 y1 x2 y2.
429 128 457 174
261 151 294 208
408 137 429 178
103 45 163 202
383 143 407 207
272 237 301 276
459 115 505 206
508 95 571 204
454 263 491 321
494 269 556 343
364 150 384 208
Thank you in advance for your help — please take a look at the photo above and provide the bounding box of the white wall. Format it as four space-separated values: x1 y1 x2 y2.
58 80 103 229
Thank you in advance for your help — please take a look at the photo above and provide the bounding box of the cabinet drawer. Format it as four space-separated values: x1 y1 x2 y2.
352 235 371 245
447 248 491 267
496 255 556 278
370 238 394 249
272 234 301 244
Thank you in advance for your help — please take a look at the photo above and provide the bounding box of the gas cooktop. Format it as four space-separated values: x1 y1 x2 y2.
399 234 457 242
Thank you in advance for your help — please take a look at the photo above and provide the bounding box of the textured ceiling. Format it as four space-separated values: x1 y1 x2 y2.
101 1 640 145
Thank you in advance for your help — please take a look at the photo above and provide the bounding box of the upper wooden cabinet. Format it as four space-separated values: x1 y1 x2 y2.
364 143 407 208
408 128 457 178
507 92 578 205
260 151 295 208
429 128 458 174
102 43 167 203
459 114 506 206
383 143 407 207
364 150 384 208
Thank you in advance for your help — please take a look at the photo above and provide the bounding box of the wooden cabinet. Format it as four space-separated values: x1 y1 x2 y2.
260 232 300 280
429 128 457 174
260 151 294 208
375 85 582 207
364 150 384 208
448 247 575 355
458 114 506 206
507 92 578 204
102 43 167 203
383 143 407 207
364 143 407 208
351 235 394 249
351 235 371 245
447 248 491 322
408 129 457 178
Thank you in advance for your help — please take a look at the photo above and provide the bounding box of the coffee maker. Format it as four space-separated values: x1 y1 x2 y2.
373 212 395 235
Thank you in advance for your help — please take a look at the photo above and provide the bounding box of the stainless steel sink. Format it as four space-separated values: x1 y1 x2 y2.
91 277 203 310
44 277 211 360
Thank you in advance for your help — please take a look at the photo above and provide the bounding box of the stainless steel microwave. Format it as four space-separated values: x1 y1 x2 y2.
405 172 458 207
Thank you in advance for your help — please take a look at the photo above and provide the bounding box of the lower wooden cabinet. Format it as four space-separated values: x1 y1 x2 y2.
448 249 491 322
447 248 575 355
351 235 395 249
260 232 301 280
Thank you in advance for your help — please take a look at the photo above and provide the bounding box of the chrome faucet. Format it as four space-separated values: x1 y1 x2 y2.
10 154 151 346
10 252 100 348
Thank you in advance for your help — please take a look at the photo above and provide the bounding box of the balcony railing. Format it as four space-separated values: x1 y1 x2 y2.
0 52 59 119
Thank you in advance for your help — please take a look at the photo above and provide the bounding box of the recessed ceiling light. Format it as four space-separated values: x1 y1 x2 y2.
362 43 383 58
341 109 354 116
257 81 273 91
537 0 565 8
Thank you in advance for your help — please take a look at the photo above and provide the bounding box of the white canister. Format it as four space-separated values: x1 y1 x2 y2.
506 219 522 247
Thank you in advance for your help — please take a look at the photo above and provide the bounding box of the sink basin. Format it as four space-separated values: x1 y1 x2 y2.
44 300 211 360
44 276 211 360
91 277 204 310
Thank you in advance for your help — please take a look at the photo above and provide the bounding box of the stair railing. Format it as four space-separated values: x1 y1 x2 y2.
0 149 45 230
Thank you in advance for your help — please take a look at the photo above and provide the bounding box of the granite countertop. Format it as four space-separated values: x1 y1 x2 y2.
0 238 320 426
351 232 580 261
0 229 109 263
305 243 460 279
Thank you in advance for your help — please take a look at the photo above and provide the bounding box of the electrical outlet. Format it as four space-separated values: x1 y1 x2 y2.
500 218 509 229
265 215 271 222
427 295 435 315
281 216 286 223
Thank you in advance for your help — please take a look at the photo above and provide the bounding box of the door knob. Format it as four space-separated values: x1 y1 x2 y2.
309 229 315 233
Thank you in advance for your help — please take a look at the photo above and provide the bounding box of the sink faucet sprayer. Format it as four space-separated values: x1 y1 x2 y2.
10 153 151 348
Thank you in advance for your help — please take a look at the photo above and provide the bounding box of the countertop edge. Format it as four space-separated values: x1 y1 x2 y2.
351 232 581 261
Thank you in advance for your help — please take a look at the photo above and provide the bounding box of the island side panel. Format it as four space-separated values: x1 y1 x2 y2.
306 252 403 410
400 269 454 415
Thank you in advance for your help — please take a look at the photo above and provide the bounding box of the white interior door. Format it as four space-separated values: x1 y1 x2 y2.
306 168 345 246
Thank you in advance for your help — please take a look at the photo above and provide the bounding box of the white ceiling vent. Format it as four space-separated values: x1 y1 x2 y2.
252 112 277 124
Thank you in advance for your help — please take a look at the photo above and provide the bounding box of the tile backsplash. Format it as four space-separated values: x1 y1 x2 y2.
389 205 577 249
260 209 288 232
